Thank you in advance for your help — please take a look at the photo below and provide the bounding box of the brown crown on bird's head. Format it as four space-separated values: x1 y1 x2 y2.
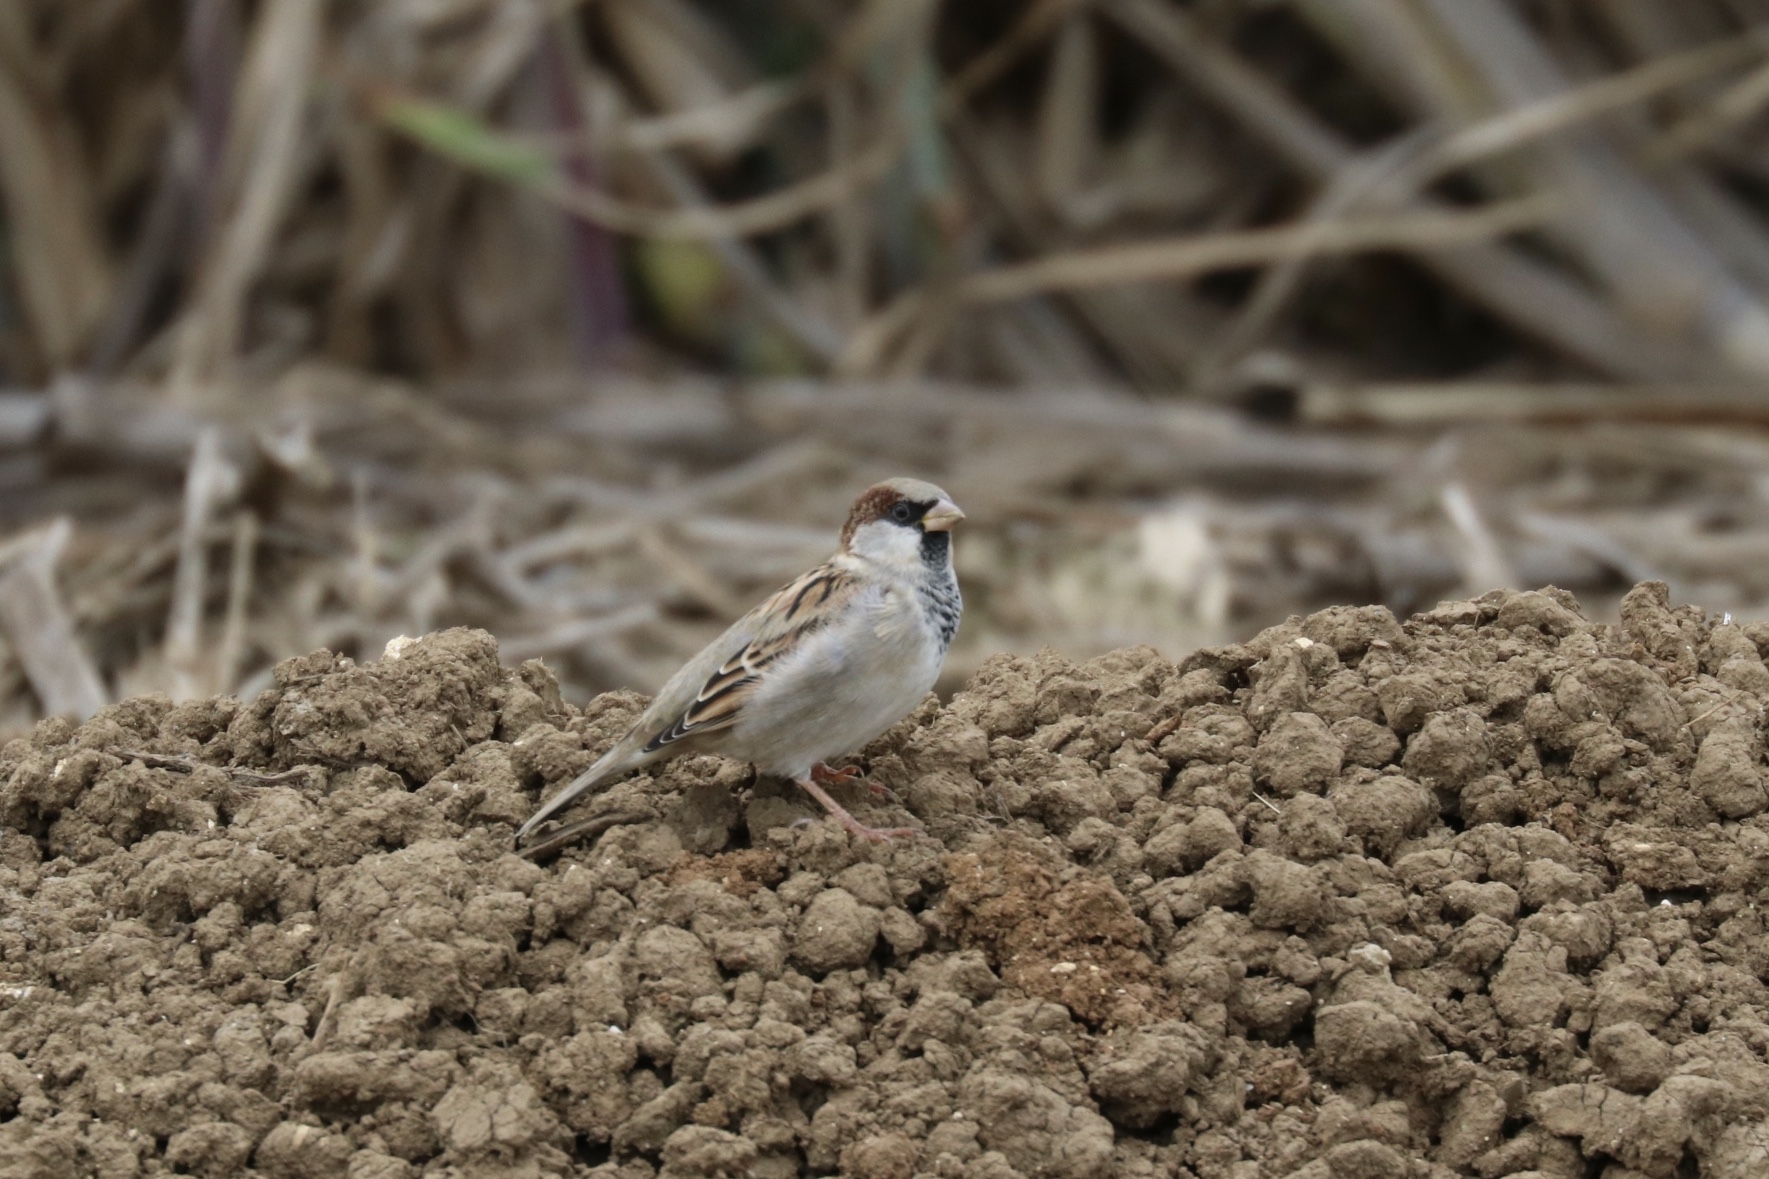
840 478 964 550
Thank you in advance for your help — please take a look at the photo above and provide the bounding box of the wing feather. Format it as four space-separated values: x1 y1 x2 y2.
642 562 858 752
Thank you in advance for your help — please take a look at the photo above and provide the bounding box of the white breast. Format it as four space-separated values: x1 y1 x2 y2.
726 580 944 780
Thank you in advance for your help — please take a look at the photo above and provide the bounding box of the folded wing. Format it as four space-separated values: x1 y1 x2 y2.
641 562 858 752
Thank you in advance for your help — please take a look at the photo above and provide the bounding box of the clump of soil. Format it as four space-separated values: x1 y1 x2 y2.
7 583 1769 1177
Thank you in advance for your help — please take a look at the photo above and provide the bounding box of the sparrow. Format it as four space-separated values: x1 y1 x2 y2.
516 477 964 845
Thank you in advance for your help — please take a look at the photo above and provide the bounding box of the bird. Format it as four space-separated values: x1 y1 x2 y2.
516 477 964 845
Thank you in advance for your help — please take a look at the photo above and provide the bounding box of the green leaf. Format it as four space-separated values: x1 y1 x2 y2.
378 96 555 186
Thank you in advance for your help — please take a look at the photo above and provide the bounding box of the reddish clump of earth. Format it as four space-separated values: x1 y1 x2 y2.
4 580 1769 1177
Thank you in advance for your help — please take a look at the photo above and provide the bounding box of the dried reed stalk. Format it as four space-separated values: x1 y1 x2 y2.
0 14 113 367
0 519 107 720
172 0 323 390
6 0 1769 389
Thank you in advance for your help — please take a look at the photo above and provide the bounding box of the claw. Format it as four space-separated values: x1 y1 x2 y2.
810 761 864 787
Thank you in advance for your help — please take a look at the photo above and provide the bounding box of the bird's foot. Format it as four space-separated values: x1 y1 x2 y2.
795 776 922 843
812 760 894 800
810 761 864 786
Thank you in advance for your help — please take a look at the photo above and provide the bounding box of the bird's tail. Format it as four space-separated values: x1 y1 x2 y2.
514 742 636 843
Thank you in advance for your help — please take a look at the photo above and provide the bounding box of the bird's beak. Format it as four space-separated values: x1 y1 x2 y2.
921 498 965 532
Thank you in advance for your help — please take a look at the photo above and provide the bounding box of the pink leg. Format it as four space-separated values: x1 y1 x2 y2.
795 776 921 843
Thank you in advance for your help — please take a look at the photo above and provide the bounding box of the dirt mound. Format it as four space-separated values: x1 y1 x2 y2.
6 583 1769 1177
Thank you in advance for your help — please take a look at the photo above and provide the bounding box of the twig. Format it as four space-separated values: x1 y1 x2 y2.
941 0 1087 115
1440 481 1517 596
827 77 870 332
619 80 801 154
378 506 494 607
841 195 1562 374
0 393 49 448
171 0 325 387
214 508 258 695
1099 0 1706 380
1193 128 1439 390
0 519 107 720
88 123 198 376
542 439 838 523
184 0 240 234
1295 381 1769 426
114 750 197 773
636 526 748 618
1683 689 1758 733
0 23 114 366
166 427 237 701
636 145 848 363
310 952 362 1051
498 604 659 663
541 17 629 364
372 79 903 248
1418 0 1769 375
228 765 322 786
1515 512 1664 587
502 521 637 573
451 0 548 109
111 748 317 787
348 468 384 614
1647 55 1769 162
1392 31 1769 190
677 515 836 553
558 135 902 244
959 187 1559 303
1034 11 1099 214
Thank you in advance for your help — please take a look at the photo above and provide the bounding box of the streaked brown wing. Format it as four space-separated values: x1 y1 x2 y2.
642 562 857 752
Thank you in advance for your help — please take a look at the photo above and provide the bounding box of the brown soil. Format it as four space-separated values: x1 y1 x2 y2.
6 583 1769 1177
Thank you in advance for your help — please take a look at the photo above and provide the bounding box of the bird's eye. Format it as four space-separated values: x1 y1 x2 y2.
890 502 915 523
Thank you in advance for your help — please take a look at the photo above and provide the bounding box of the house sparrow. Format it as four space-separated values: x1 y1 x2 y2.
516 477 964 845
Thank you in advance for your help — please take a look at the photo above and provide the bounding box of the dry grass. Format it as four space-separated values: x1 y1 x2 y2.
11 0 1769 385
11 0 1769 730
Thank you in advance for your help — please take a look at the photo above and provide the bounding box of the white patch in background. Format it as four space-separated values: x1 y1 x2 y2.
943 499 1237 678
1137 500 1231 630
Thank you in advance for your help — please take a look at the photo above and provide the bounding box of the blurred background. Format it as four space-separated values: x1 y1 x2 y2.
6 0 1769 733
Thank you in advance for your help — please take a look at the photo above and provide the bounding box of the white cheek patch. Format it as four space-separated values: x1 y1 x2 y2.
849 520 925 570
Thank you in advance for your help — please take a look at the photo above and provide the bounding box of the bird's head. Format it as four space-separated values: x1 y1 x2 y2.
839 477 964 572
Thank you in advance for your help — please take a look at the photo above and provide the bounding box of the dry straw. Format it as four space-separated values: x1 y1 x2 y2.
5 0 1769 726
